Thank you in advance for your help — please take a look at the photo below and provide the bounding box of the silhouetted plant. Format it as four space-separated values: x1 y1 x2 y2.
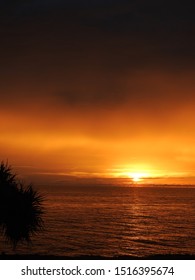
0 162 44 248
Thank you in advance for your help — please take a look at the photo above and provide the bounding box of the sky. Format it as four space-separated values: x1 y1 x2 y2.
0 1 195 184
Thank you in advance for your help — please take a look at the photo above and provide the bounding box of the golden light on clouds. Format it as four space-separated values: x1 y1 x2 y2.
1 70 195 184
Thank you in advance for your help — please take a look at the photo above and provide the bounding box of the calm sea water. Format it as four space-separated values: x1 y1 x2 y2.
1 184 195 257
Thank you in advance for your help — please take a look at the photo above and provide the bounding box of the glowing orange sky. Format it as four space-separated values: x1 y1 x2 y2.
1 70 195 184
1 1 195 184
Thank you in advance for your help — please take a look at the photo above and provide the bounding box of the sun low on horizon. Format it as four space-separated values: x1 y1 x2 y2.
110 168 151 183
128 172 148 183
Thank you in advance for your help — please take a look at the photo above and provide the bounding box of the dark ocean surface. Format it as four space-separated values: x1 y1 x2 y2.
1 184 195 257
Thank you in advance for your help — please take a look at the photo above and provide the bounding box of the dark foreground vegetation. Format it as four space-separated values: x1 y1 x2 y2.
0 162 44 248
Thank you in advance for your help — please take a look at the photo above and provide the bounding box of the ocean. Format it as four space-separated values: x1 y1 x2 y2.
1 184 195 257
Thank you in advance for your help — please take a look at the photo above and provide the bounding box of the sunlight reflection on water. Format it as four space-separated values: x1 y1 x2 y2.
1 185 195 257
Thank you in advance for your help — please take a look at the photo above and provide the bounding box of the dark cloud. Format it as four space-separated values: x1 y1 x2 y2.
0 0 195 111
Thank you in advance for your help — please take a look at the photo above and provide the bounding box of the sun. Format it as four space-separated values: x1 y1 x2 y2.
132 173 142 182
114 168 150 183
126 172 148 183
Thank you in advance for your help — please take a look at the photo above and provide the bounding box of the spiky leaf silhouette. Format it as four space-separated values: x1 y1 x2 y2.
0 162 44 248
